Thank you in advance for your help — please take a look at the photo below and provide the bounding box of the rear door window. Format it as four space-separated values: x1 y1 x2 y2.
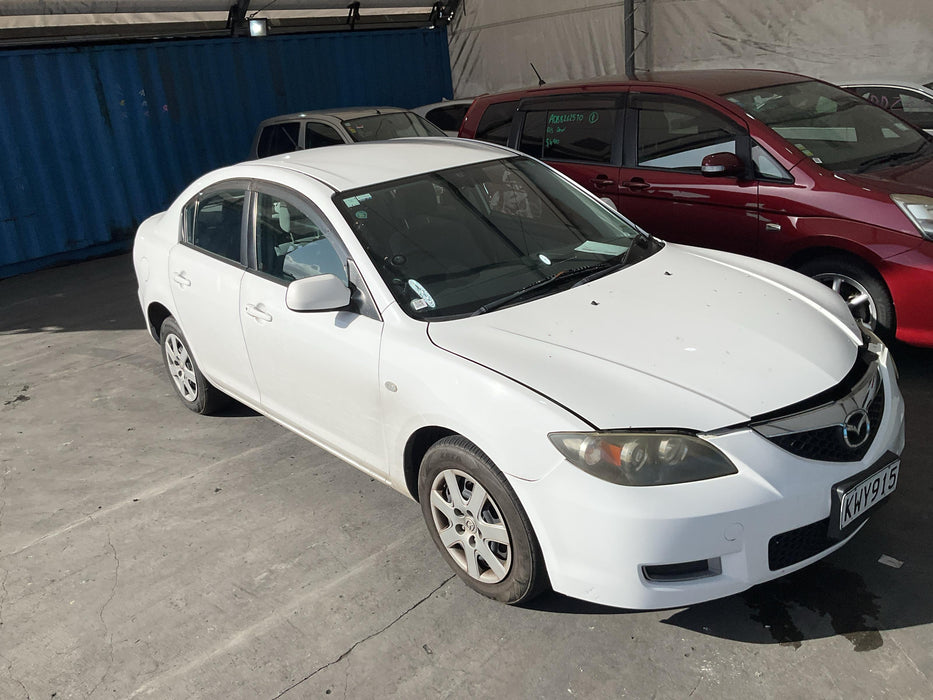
184 188 246 263
519 102 618 163
257 122 301 157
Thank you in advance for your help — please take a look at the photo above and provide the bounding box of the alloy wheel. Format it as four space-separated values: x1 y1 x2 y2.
812 272 878 329
428 468 512 583
163 333 198 402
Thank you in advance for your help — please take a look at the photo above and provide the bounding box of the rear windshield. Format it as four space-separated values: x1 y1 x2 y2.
726 80 932 173
341 112 445 142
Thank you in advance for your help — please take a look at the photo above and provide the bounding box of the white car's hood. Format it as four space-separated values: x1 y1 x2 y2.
427 244 863 431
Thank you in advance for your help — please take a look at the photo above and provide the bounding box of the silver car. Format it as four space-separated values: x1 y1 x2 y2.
250 106 446 158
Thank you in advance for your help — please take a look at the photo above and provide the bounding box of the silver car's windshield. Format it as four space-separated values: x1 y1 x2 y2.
334 157 659 319
726 80 932 173
341 112 445 141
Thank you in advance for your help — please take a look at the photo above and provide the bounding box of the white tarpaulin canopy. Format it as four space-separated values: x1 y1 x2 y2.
448 0 933 98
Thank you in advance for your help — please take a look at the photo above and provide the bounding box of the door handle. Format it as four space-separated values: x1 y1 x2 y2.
172 272 191 288
245 304 273 323
589 175 616 189
621 178 651 191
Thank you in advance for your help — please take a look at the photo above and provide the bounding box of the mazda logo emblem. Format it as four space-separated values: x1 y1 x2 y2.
842 409 871 448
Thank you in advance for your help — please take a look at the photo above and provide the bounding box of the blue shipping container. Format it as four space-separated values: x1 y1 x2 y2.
0 28 453 278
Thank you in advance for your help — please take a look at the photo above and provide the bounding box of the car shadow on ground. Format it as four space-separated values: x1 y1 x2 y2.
213 400 260 418
527 534 932 650
0 253 143 335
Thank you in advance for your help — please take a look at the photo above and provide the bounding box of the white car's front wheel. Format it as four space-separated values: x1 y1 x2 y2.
418 436 548 604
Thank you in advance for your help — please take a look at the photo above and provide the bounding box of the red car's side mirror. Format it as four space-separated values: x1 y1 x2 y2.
701 152 744 177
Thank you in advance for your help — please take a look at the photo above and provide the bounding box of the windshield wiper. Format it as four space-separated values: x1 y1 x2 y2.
571 232 657 287
854 141 930 173
471 270 578 316
471 235 656 316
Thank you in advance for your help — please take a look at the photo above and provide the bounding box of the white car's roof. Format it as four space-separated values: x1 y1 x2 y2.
245 138 512 191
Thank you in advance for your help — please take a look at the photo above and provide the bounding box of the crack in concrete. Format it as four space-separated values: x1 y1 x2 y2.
271 575 455 699
87 532 120 699
887 633 932 686
0 466 9 631
1 439 287 561
0 651 30 699
0 566 7 631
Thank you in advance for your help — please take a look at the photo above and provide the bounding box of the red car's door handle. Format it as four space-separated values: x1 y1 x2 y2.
621 178 651 191
589 175 616 189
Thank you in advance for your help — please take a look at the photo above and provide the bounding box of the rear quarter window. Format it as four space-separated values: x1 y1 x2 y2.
257 122 301 158
475 100 520 145
426 104 471 132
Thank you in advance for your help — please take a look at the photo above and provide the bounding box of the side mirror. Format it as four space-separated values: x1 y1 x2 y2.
701 152 744 177
599 196 619 212
285 274 351 312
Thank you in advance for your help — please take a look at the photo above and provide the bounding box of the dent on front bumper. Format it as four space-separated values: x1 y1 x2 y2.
512 347 905 610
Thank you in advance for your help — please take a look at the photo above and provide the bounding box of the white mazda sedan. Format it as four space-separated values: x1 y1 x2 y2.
133 139 905 609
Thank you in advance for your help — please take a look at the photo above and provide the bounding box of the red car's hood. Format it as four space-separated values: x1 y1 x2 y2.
840 152 933 197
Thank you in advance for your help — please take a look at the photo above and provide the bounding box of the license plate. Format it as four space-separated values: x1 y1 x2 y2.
839 460 899 531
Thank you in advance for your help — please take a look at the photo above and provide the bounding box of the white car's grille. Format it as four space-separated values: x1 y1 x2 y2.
752 362 884 463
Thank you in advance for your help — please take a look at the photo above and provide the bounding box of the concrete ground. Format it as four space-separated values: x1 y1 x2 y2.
1 252 932 699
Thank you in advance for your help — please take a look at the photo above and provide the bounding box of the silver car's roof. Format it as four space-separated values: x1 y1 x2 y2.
257 107 409 126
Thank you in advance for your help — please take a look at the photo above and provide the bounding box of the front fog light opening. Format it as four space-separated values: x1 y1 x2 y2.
642 557 723 583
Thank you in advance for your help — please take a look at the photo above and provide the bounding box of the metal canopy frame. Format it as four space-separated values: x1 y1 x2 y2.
0 1 459 47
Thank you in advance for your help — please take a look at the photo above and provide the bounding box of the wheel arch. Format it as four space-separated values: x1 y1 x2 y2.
403 425 458 502
783 246 879 274
146 302 173 342
786 246 897 336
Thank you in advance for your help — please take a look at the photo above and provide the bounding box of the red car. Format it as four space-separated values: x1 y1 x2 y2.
459 70 933 347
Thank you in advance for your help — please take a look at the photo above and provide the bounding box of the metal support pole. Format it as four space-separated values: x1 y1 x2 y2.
624 0 636 79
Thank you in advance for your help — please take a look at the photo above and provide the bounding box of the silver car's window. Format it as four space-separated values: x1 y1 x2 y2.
335 156 657 319
185 189 245 263
304 122 344 149
257 122 300 157
255 192 347 284
726 80 931 172
425 104 470 132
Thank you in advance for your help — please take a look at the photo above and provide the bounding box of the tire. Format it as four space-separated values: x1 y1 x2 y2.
418 436 548 604
797 256 895 338
159 317 230 415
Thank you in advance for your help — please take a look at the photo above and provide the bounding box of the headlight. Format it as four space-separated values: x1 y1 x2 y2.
548 431 737 486
892 194 933 240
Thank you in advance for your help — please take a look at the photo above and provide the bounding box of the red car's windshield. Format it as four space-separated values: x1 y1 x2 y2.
726 80 932 173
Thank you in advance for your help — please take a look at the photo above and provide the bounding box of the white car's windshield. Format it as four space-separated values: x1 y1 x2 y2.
342 112 445 141
334 157 659 319
726 80 933 173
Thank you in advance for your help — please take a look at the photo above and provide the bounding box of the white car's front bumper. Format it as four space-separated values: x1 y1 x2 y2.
512 350 905 610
